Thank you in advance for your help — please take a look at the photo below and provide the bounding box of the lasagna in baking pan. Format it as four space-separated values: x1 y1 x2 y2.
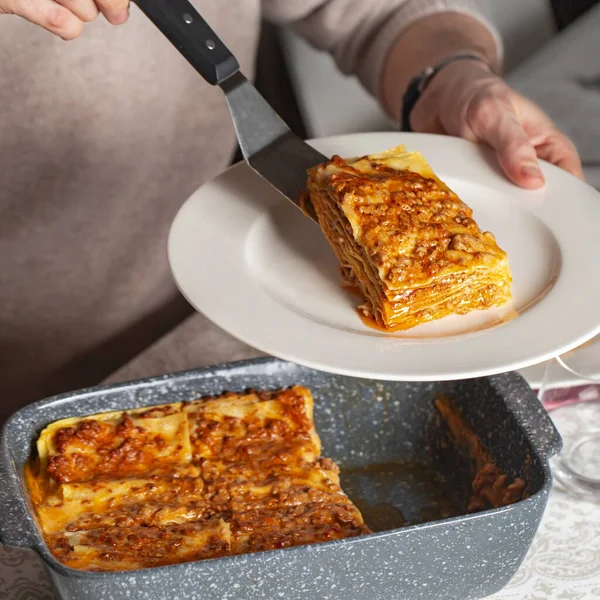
26 387 370 572
305 145 512 331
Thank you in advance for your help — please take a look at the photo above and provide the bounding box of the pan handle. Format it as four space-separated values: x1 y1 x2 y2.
497 373 563 460
133 0 240 85
0 437 38 548
0 491 38 549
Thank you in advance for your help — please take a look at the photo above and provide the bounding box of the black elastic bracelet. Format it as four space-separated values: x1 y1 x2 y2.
400 54 489 132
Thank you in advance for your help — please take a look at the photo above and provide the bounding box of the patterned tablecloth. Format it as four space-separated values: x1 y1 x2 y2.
1 480 598 599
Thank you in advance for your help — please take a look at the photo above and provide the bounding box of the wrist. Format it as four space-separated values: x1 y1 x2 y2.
381 12 500 121
401 55 492 132
410 60 501 135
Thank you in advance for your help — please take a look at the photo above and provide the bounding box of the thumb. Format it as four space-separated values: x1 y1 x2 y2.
469 98 545 189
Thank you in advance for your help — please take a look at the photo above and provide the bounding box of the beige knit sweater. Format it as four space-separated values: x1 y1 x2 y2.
0 0 496 420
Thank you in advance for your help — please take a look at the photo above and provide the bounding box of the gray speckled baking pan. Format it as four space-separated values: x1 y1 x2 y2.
0 357 561 600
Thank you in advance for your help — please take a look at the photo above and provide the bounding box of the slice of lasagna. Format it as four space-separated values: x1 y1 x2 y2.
305 145 512 331
27 387 370 572
184 386 321 468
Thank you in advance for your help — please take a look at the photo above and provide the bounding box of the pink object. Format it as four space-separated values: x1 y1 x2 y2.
538 384 600 411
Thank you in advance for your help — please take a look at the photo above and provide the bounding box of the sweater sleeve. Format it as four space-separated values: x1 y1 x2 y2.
262 0 502 99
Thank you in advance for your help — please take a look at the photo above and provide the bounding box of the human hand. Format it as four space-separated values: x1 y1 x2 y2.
0 0 129 39
410 60 584 189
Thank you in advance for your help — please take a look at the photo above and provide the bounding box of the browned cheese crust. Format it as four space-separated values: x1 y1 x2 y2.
26 387 370 571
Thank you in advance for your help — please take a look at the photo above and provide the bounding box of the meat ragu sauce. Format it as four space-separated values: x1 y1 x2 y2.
47 414 188 484
26 387 370 572
434 395 527 511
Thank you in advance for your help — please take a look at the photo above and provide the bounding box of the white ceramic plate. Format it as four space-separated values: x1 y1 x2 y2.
168 132 600 381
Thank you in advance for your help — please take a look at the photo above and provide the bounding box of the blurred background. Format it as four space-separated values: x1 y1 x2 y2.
253 0 600 189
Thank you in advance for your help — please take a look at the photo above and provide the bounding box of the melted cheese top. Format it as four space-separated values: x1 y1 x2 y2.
26 386 370 571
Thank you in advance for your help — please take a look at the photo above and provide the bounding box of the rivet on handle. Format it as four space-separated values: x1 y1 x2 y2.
183 13 193 24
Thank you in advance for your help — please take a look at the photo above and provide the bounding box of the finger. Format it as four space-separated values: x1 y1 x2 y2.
6 0 83 39
516 96 584 180
469 98 545 189
531 131 585 181
96 0 129 25
55 0 98 22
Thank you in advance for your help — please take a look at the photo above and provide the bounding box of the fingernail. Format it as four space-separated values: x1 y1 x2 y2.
521 162 544 180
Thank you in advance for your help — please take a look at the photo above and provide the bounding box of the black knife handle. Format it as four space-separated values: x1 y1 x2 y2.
133 0 239 85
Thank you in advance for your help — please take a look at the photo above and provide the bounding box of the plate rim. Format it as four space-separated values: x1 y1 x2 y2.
168 132 600 381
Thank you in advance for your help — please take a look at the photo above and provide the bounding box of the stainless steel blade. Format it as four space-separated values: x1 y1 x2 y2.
220 72 326 220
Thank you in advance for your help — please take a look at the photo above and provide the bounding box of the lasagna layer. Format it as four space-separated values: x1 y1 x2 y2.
306 145 512 330
230 502 369 554
48 520 231 571
27 387 370 571
184 386 321 466
38 404 192 484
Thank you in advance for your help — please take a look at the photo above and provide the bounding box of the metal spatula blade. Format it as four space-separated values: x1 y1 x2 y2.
134 0 326 220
